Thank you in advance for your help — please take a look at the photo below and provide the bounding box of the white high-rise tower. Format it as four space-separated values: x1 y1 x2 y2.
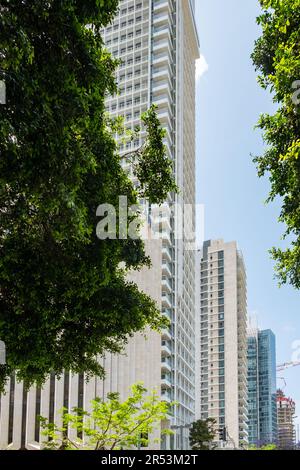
196 240 248 448
101 0 199 449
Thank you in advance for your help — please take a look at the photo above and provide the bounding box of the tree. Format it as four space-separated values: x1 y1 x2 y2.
0 0 175 391
249 444 277 451
39 383 173 450
189 418 217 450
252 0 300 288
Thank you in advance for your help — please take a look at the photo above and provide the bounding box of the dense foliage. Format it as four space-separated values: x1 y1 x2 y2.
40 383 172 450
189 418 216 450
252 0 300 288
0 0 174 390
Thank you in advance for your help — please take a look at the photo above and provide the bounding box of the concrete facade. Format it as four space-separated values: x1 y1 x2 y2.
102 0 199 450
196 240 248 448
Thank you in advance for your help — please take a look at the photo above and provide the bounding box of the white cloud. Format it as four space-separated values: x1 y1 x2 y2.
196 55 209 81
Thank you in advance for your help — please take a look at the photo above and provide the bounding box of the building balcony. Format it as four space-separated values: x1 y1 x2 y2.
153 0 171 14
153 13 171 27
152 65 172 80
152 79 172 95
155 215 172 232
156 110 173 130
161 357 172 373
161 390 172 403
162 260 173 277
153 54 170 68
162 308 172 322
239 427 248 437
238 389 248 400
162 245 172 262
162 328 172 341
153 40 172 57
161 340 172 357
238 370 248 381
162 276 172 293
153 25 171 42
161 230 172 246
162 293 172 309
154 94 173 113
161 377 172 389
239 400 248 411
239 411 249 423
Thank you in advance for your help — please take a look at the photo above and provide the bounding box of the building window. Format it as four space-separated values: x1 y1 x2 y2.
8 373 15 444
35 387 41 442
49 372 56 426
77 373 84 439
21 384 28 449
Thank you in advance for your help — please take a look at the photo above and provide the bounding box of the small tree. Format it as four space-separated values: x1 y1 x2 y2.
40 383 173 450
189 418 217 450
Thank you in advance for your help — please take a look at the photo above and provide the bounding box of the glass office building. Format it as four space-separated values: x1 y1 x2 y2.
247 329 277 445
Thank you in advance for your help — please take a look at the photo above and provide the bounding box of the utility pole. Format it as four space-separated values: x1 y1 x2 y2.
171 424 192 450
218 426 237 450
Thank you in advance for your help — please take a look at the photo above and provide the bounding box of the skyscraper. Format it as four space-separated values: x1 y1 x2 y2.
196 240 248 448
277 390 296 450
247 328 277 446
247 328 260 445
101 0 199 450
0 1 200 451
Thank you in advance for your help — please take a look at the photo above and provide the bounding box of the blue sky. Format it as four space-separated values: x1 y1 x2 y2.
195 0 300 430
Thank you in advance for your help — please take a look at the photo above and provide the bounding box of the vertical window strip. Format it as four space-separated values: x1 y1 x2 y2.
35 387 41 443
21 384 28 449
77 373 84 439
49 373 56 429
8 373 15 445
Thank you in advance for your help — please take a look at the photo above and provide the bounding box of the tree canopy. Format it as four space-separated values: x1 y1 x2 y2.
40 383 172 450
252 0 300 288
249 443 277 451
0 0 174 390
189 418 216 451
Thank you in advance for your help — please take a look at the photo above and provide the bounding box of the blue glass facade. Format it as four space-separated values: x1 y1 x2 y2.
247 334 259 444
247 329 277 446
